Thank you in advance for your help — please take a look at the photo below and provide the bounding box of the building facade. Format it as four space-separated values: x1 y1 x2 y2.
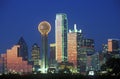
86 53 100 72
108 39 119 54
103 39 120 60
31 43 40 72
101 44 108 65
0 56 3 73
17 37 28 61
77 39 94 73
49 43 56 66
1 54 7 74
55 13 68 62
68 24 83 69
1 45 32 74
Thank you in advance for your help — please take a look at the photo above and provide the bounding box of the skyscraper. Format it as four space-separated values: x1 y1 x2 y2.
17 37 28 61
107 39 120 58
68 24 83 69
108 39 119 54
78 38 94 74
49 43 56 66
31 43 40 72
55 13 68 62
38 21 51 73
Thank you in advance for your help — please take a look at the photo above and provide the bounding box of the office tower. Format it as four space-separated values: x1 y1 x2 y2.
50 43 56 66
78 38 94 74
31 43 40 72
55 13 68 62
38 21 51 73
107 39 120 58
81 39 94 55
108 39 119 54
1 45 32 74
17 37 28 60
68 24 83 69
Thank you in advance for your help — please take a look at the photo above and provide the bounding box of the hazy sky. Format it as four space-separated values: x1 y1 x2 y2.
0 0 120 54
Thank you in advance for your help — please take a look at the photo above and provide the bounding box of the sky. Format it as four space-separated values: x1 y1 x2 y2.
0 0 120 54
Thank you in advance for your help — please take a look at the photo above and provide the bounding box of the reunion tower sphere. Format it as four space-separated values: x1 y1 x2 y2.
38 21 51 36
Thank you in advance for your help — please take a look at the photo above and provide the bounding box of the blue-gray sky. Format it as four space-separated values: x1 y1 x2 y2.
0 0 120 53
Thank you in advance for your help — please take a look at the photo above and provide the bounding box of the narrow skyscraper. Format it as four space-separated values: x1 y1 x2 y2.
55 13 68 62
78 38 94 74
68 24 83 70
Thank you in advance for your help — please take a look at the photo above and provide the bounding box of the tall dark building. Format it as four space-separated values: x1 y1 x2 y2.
17 37 28 61
81 39 94 55
77 39 94 74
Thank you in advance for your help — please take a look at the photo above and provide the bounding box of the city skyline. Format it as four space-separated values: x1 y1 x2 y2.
0 0 120 53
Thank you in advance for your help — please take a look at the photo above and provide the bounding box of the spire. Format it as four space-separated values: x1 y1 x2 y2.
68 24 82 33
17 36 28 60
79 29 82 33
69 29 72 33
74 24 77 32
17 36 26 45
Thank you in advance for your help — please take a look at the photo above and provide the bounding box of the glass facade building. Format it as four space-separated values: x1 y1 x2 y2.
77 39 94 74
105 39 120 59
108 39 119 54
55 13 68 62
31 43 40 71
86 53 100 72
49 43 56 66
17 37 28 61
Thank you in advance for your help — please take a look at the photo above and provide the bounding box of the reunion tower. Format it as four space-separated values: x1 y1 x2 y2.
38 21 51 73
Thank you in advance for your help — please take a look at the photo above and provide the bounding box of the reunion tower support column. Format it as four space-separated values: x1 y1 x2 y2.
38 21 51 73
